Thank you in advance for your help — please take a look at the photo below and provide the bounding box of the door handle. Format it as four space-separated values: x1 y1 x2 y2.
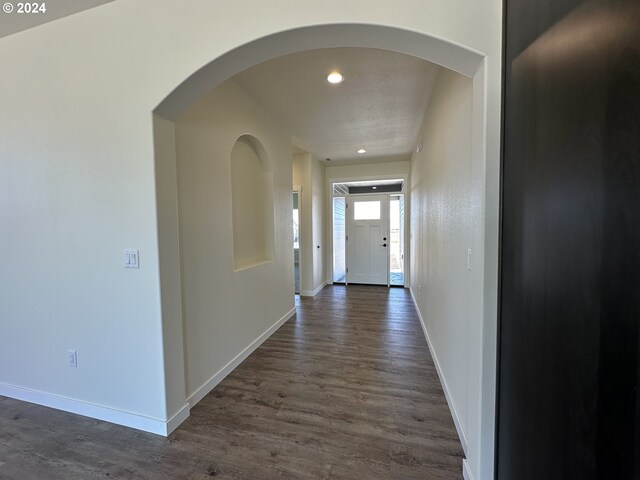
381 243 387 247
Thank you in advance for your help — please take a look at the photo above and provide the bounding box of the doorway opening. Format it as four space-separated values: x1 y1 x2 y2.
292 190 301 294
389 194 405 286
331 179 405 286
332 196 346 283
151 22 495 480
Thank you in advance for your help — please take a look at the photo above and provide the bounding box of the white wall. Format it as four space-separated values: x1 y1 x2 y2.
173 80 294 403
325 159 411 180
0 1 501 477
154 114 188 426
409 69 483 476
311 156 325 290
292 153 326 295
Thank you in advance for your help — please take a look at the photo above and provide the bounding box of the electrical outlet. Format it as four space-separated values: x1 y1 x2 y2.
68 349 77 368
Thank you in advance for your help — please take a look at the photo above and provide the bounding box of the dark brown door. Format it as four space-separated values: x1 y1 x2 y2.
498 1 640 478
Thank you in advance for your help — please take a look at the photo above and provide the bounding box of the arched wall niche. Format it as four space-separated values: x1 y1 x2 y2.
229 134 274 271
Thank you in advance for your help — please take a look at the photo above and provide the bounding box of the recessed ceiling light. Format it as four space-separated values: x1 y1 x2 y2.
372 186 377 189
357 148 366 154
327 72 344 84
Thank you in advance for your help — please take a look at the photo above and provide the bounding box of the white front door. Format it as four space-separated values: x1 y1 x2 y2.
346 195 388 285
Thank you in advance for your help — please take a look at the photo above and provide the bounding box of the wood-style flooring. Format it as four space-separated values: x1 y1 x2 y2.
0 285 463 479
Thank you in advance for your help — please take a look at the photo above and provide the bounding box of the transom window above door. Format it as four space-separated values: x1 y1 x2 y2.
353 201 381 220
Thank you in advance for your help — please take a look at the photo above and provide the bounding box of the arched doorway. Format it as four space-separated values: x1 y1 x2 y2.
153 23 495 480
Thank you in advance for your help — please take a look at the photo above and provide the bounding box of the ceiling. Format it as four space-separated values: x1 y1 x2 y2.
0 0 114 38
233 48 440 164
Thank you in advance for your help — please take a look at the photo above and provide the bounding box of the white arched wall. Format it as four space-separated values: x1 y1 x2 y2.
155 24 497 480
0 2 501 479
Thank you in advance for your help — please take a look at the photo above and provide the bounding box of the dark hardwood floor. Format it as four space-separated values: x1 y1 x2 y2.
0 285 463 479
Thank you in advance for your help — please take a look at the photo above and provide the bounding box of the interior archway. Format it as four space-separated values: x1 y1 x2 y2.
153 21 492 480
154 24 484 120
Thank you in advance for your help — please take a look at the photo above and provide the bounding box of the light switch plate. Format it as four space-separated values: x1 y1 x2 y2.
68 349 77 368
124 249 140 269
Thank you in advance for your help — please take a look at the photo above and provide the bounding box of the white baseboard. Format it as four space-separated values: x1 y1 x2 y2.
409 287 469 454
165 403 190 435
0 382 179 436
313 282 327 295
300 282 326 297
186 307 296 408
463 459 475 480
0 308 296 438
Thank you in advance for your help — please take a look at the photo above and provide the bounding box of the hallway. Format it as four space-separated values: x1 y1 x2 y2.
0 286 463 479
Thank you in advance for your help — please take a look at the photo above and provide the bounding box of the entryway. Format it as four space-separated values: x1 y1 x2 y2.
332 180 406 287
347 194 388 285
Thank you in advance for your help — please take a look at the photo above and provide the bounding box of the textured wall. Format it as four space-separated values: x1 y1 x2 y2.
410 68 477 462
175 80 294 400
